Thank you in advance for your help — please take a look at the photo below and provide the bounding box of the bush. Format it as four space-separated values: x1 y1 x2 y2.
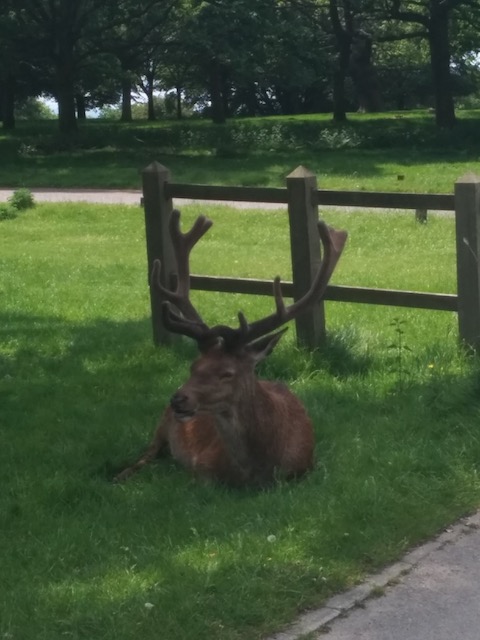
0 203 18 220
8 188 36 211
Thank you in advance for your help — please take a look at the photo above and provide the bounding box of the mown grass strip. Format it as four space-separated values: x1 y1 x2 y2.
1 111 480 191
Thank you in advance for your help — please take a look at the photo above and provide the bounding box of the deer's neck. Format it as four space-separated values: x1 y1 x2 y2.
213 377 262 482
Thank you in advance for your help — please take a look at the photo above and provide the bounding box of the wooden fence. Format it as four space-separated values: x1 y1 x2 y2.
142 162 480 351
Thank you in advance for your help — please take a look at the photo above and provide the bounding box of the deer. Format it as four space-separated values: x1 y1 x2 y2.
114 209 347 488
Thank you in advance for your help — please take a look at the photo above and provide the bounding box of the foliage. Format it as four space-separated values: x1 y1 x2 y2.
378 0 480 126
1 201 480 639
0 202 17 220
8 187 36 210
15 97 55 120
1 188 35 220
100 94 192 120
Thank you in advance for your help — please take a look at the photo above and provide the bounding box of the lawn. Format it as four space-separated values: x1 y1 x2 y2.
1 200 480 639
1 110 480 193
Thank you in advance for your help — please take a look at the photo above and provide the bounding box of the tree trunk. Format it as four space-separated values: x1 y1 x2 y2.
329 0 352 123
332 39 350 123
332 70 348 122
276 88 296 115
209 59 226 124
243 82 259 116
175 86 182 119
2 74 16 130
147 92 155 120
56 51 77 133
349 32 381 112
428 6 456 128
304 85 326 114
76 94 86 120
143 69 156 121
147 86 155 120
57 84 77 133
121 73 133 122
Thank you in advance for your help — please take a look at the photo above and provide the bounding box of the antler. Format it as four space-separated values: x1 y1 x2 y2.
225 220 348 348
152 209 212 333
154 210 347 350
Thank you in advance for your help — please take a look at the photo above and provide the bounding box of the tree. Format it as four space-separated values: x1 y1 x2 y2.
0 1 43 129
386 0 480 127
256 0 332 116
327 0 353 121
6 0 177 131
8 0 109 133
374 38 432 110
173 0 335 121
100 0 178 122
175 0 287 123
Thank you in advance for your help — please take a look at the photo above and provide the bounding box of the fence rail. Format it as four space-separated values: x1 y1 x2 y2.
167 182 455 211
167 183 288 204
142 162 480 350
187 276 458 312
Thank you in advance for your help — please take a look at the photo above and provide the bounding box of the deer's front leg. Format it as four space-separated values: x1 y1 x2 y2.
113 412 170 483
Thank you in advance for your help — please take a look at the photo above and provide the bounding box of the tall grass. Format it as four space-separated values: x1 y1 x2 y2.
1 202 480 639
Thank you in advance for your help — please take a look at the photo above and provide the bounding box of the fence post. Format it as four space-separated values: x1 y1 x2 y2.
454 173 480 351
142 162 175 345
286 165 326 348
415 208 427 223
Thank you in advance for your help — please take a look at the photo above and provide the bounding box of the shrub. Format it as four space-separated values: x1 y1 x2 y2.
8 188 36 211
0 203 18 220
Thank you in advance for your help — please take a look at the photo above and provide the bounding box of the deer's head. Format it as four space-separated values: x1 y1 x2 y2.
153 210 347 421
169 329 287 421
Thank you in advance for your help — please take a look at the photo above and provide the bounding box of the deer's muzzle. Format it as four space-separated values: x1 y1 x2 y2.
170 391 196 421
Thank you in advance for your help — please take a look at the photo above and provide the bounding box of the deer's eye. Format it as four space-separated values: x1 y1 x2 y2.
219 370 235 380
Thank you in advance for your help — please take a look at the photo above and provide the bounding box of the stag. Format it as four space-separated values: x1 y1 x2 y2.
114 210 347 487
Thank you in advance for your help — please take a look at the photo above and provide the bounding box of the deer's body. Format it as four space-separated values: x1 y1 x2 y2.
151 392 313 486
114 210 346 488
117 350 315 486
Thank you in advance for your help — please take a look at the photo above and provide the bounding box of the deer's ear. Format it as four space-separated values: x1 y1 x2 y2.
246 328 288 364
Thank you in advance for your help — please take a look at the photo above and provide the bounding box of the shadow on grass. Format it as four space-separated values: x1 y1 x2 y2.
3 114 480 189
2 310 478 474
5 144 478 189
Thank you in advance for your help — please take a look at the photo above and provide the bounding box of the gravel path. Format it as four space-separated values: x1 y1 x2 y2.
0 187 286 209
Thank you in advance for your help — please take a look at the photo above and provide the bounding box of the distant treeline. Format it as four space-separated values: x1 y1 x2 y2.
1 1 479 132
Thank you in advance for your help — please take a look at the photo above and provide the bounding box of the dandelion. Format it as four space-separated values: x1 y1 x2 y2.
267 534 277 543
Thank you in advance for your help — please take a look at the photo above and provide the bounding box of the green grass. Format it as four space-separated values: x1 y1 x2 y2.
2 201 480 639
1 110 480 192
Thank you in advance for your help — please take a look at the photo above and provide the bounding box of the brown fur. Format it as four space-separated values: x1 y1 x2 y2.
114 343 314 487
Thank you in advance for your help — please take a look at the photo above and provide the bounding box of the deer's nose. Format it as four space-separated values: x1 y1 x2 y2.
170 392 188 412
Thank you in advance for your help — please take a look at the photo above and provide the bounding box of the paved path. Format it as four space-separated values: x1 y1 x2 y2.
0 187 144 205
268 511 480 640
0 187 285 209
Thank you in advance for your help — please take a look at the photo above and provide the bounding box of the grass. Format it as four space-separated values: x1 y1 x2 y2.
1 110 480 192
2 201 480 639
